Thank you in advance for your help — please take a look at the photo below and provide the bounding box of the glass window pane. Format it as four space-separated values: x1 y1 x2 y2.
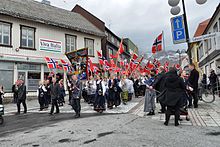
3 25 10 35
28 39 33 48
3 35 9 45
22 38 27 47
0 70 13 92
0 32 2 44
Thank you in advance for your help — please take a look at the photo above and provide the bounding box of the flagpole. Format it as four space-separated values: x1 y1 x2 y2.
162 30 166 52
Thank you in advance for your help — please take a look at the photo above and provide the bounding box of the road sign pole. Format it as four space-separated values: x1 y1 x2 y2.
182 0 192 64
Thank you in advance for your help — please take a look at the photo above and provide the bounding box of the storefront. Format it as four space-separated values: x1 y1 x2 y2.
0 62 14 92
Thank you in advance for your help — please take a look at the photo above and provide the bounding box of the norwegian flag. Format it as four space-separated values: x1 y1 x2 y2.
132 53 138 61
109 53 118 59
152 32 163 54
175 64 181 70
60 59 70 72
118 39 124 55
97 50 102 58
145 61 155 70
164 61 169 72
153 59 161 68
45 57 57 69
110 59 116 68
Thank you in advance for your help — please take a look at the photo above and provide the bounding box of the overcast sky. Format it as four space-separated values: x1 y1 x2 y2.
37 0 219 54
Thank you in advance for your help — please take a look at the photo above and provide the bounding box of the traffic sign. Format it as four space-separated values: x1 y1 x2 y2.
171 15 186 44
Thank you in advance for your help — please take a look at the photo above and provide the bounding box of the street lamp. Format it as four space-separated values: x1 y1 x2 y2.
176 49 186 65
168 0 207 63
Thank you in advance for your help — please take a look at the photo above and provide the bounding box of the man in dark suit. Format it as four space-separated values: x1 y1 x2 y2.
49 77 60 115
16 80 27 114
188 63 199 108
152 66 166 113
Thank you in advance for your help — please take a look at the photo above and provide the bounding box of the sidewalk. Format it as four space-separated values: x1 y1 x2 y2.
3 96 141 116
132 96 220 127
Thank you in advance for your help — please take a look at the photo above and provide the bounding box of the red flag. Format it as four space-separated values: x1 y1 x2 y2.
110 54 118 59
175 64 181 70
110 59 116 67
132 53 138 60
97 50 102 58
44 57 57 69
152 33 163 54
146 61 155 70
99 59 104 65
118 39 124 55
60 59 70 71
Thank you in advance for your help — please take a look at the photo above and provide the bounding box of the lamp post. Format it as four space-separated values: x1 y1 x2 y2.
168 0 207 64
176 49 186 66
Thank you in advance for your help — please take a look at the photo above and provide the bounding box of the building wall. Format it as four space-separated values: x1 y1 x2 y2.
198 11 220 76
0 14 102 94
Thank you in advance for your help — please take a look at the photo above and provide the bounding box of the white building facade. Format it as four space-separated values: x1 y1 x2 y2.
0 0 104 95
198 4 220 77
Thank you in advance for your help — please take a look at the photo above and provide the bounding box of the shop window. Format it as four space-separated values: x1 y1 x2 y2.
0 70 13 92
28 72 40 91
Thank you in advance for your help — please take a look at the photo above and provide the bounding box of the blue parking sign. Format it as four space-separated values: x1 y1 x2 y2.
171 15 186 44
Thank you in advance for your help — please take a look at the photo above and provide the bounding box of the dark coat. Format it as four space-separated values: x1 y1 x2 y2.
152 71 166 93
50 83 60 100
159 71 185 107
188 69 199 89
17 84 26 100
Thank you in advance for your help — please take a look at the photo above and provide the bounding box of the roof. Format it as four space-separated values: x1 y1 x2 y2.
0 0 105 37
203 3 220 34
194 19 210 37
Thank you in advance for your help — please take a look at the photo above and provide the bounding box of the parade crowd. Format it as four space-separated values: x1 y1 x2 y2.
0 63 219 126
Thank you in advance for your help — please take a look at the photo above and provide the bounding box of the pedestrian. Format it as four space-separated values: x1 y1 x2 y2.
187 63 199 108
209 69 220 97
0 85 4 104
144 71 156 116
159 67 186 126
37 81 47 111
107 75 117 109
58 79 65 106
119 76 129 105
12 80 19 103
133 76 140 98
152 66 166 113
127 78 134 101
49 77 60 115
16 80 27 114
44 79 51 108
94 75 106 113
86 76 96 106
201 74 207 88
70 75 82 118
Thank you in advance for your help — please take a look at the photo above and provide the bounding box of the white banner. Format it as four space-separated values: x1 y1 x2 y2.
39 38 62 53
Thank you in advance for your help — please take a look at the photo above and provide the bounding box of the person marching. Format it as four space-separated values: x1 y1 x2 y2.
144 70 156 116
94 75 106 113
107 75 117 109
58 79 65 106
86 76 96 106
16 80 27 114
37 81 47 111
127 78 134 101
49 77 60 115
119 76 129 105
70 75 82 118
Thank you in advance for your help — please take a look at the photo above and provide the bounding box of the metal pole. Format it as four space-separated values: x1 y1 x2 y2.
182 0 192 64
179 52 181 65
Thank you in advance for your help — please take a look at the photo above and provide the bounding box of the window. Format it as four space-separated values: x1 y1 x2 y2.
20 26 35 49
0 21 11 46
111 36 114 43
65 35 76 53
198 44 204 59
85 38 94 56
109 48 113 58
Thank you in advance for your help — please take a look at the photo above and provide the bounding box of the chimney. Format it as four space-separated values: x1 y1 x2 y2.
41 0 51 5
